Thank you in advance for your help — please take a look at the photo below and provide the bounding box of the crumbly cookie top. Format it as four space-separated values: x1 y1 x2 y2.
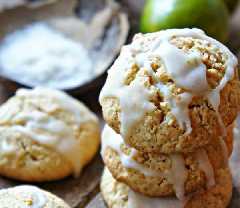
100 28 237 137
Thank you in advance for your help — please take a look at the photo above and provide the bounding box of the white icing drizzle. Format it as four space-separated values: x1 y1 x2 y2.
100 28 237 136
195 149 215 188
12 185 47 208
155 41 209 94
128 190 183 208
101 125 157 176
99 53 155 138
119 77 155 138
127 148 215 208
168 154 187 200
220 136 229 167
101 125 187 200
156 82 193 133
11 111 83 176
1 87 98 177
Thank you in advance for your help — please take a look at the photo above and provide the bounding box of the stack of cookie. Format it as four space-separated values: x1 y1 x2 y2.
99 28 240 208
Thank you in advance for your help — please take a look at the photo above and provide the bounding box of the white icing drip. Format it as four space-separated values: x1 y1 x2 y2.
10 111 83 177
101 125 187 200
128 190 183 208
206 47 236 123
169 29 236 135
100 28 237 136
12 185 47 208
155 41 209 94
219 137 229 167
168 154 187 200
195 149 215 188
157 82 192 133
100 57 155 138
119 77 156 137
101 125 157 176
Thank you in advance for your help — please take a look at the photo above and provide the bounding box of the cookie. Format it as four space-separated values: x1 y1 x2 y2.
226 122 234 157
0 185 70 208
101 125 230 197
99 28 240 154
101 167 232 208
0 87 100 181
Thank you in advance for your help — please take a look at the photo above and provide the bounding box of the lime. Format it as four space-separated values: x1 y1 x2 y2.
140 0 229 42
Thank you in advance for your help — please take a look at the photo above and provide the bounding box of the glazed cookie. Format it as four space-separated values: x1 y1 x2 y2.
0 87 100 182
101 125 230 198
0 185 70 208
99 28 240 154
101 168 232 208
226 123 234 157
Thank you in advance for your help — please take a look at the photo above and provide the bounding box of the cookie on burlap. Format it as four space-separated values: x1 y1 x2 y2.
0 185 70 208
99 28 240 154
100 168 232 208
0 87 100 182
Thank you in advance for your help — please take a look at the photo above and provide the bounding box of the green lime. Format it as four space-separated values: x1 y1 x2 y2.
224 0 239 13
140 0 229 42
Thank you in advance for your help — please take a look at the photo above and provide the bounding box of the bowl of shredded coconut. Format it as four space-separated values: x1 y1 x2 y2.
0 0 129 94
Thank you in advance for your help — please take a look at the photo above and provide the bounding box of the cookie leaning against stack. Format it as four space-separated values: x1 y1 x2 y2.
0 87 100 182
100 28 240 207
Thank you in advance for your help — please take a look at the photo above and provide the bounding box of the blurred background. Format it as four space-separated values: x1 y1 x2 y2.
0 0 239 114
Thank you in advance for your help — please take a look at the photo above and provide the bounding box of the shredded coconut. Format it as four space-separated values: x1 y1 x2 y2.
0 23 94 89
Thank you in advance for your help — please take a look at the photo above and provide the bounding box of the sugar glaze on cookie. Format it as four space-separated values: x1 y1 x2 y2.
100 28 237 138
0 87 99 177
101 125 215 200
